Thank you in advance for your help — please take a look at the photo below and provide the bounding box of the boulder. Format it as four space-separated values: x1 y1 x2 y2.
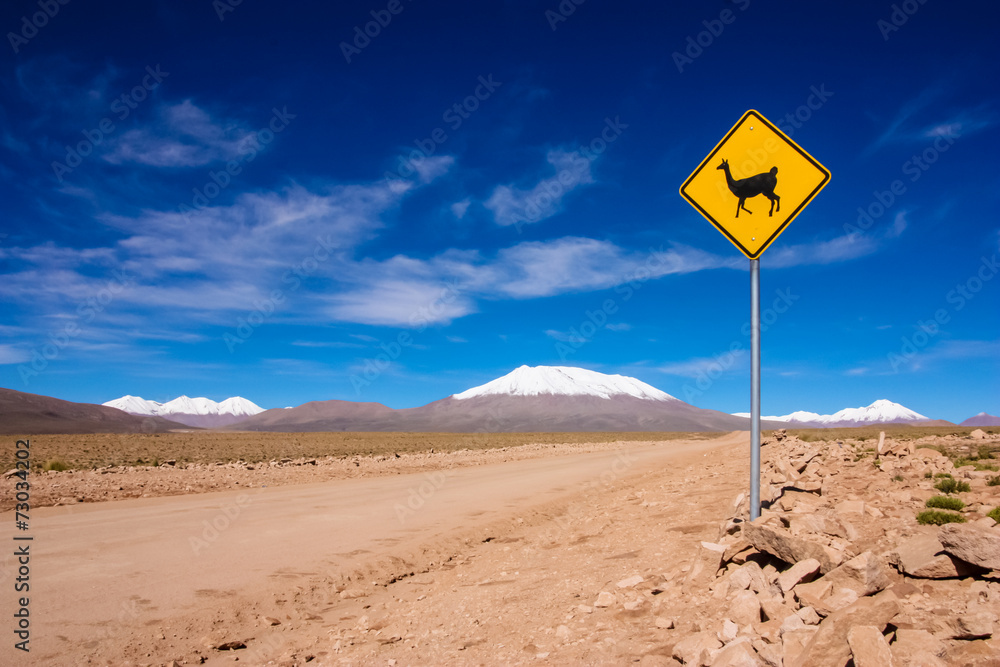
787 591 900 667
712 639 762 667
742 522 843 573
847 625 895 667
821 551 892 597
970 429 987 440
940 612 994 639
938 523 1000 570
729 589 761 626
672 631 722 666
776 558 821 594
889 531 983 579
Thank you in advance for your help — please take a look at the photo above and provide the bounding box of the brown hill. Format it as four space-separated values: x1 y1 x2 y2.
0 387 192 435
228 394 783 433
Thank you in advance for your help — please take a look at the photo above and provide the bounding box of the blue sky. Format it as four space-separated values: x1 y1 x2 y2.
1 0 997 422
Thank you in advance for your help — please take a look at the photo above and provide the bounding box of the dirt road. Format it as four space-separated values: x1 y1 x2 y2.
0 433 747 665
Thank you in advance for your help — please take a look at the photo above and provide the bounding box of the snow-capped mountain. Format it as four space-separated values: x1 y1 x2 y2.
103 395 264 428
452 365 677 402
732 399 929 428
230 365 754 432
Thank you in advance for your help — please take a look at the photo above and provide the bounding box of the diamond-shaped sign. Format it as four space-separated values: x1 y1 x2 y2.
679 110 831 259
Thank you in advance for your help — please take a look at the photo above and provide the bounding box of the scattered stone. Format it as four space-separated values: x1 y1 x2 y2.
742 522 842 573
262 616 281 626
822 551 892 597
729 589 761 626
594 591 615 608
940 612 994 639
655 616 674 629
672 631 722 666
889 531 982 579
215 640 247 651
938 523 1000 570
719 619 738 642
712 638 761 667
776 558 821 594
847 625 894 667
970 429 988 440
617 574 644 588
788 591 899 667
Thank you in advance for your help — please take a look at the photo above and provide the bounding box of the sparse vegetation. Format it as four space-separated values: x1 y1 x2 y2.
0 431 716 471
925 495 965 511
934 477 971 494
924 471 933 479
988 476 1000 487
978 445 994 460
892 474 904 482
916 510 967 525
935 472 953 479
42 459 70 472
989 507 1000 523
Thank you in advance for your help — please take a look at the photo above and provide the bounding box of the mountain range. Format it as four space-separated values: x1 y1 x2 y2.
731 399 938 428
102 395 264 428
2 365 994 435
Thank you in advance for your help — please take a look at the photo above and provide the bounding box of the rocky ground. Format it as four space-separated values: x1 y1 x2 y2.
13 429 1000 666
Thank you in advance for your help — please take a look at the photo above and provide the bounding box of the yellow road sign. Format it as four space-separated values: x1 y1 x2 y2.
679 109 830 259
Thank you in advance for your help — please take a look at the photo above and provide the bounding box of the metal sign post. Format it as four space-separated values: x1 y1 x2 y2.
678 109 830 523
749 258 761 520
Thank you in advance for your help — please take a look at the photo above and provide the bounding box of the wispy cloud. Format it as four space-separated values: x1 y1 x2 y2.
104 100 253 167
764 211 908 268
655 350 747 378
484 149 594 227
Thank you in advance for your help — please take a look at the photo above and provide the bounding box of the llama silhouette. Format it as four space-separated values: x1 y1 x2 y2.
717 158 780 218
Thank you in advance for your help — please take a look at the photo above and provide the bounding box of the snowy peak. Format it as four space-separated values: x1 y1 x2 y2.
452 365 677 402
734 400 928 426
103 395 264 425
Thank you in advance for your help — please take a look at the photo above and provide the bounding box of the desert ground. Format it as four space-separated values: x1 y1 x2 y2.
1 427 998 666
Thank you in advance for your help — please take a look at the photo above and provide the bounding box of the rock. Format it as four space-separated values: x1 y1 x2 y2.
742 522 843 573
915 447 947 459
577 604 593 614
594 591 615 608
617 574 644 588
262 616 281 626
672 631 722 666
940 612 994 639
795 606 821 625
777 558 821 594
719 619 739 642
655 616 674 629
215 640 247 651
729 589 761 626
822 551 892 597
835 499 865 515
787 591 900 667
339 588 366 599
847 625 894 667
712 639 762 667
754 641 782 667
780 613 806 636
938 523 1000 570
781 628 817 666
889 531 982 579
970 429 987 440
624 600 643 611
890 628 946 666
555 624 570 640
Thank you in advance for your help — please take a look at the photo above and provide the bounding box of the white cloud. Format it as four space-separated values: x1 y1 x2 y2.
451 198 471 219
656 350 747 378
0 344 30 365
104 100 254 167
484 150 594 227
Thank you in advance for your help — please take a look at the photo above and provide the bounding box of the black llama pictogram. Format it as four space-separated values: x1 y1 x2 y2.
717 159 780 218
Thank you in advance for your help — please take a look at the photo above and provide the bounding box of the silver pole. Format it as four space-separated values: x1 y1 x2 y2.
750 258 761 520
